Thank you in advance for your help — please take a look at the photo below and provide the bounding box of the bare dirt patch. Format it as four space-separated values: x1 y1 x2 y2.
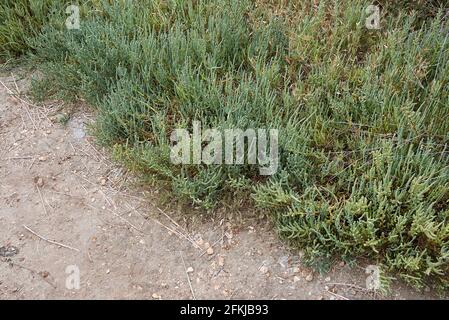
0 72 439 300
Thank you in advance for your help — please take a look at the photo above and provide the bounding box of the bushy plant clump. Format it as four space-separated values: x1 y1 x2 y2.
0 0 67 60
2 0 448 290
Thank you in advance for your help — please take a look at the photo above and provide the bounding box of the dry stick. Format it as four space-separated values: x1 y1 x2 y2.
126 195 199 247
0 80 38 131
11 74 20 94
75 172 99 189
23 225 80 252
5 260 57 289
28 157 37 170
5 139 21 154
24 104 38 130
13 91 41 128
127 204 195 249
123 201 198 249
0 192 19 199
99 188 115 209
36 185 49 216
73 144 99 162
68 141 77 153
108 208 142 233
152 217 200 250
112 191 148 203
0 156 33 161
74 173 115 208
118 193 200 250
33 100 53 125
180 251 196 300
156 206 187 234
87 250 93 263
50 190 86 199
19 113 26 130
84 202 143 233
79 183 89 194
121 202 146 230
328 282 370 292
123 201 144 215
0 79 14 95
8 74 42 126
115 171 128 191
154 206 198 246
85 139 110 164
325 290 350 300
199 234 225 257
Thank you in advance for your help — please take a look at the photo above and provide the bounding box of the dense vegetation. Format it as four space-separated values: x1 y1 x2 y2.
1 0 448 291
0 0 64 60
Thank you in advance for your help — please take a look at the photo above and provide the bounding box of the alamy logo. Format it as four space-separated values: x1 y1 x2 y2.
65 5 80 30
365 5 381 30
65 265 80 290
365 265 381 290
170 121 279 175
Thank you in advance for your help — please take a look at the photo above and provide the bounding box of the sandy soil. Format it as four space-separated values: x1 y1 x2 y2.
0 71 441 300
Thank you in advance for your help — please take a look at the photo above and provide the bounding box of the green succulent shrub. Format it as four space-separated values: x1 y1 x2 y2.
2 0 449 291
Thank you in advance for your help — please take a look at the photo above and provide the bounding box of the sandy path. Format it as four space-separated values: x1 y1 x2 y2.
0 72 438 300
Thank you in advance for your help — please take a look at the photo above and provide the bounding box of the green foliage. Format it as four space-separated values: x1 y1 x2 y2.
0 0 66 60
3 0 449 291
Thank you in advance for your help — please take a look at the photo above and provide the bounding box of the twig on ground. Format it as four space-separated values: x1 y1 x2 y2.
23 225 80 252
11 74 21 95
72 143 100 162
3 259 57 289
11 72 53 127
0 156 33 161
180 251 196 300
107 207 142 233
325 290 350 300
84 202 143 233
99 188 115 209
85 139 110 165
48 190 84 199
328 282 370 292
123 199 200 250
0 79 38 130
74 172 117 208
154 205 198 246
152 217 200 249
35 185 49 216
199 234 225 257
28 157 37 170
